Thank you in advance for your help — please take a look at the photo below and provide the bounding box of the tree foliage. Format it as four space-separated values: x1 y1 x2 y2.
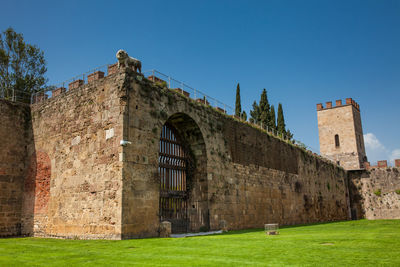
235 83 241 117
248 90 293 140
286 129 294 140
270 104 276 130
277 103 286 135
249 100 260 124
259 89 270 128
0 27 47 102
241 110 247 121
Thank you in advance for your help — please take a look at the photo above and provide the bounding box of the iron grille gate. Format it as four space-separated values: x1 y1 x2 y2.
159 123 189 233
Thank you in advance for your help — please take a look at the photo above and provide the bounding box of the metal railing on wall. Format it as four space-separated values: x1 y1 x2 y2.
51 64 110 91
0 64 111 104
141 70 306 147
143 69 234 115
141 70 309 150
0 63 321 157
0 87 32 103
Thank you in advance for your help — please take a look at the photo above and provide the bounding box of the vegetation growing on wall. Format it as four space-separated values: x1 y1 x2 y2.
374 189 382 196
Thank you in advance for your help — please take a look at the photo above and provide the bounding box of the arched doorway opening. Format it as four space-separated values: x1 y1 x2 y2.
158 113 208 234
159 123 190 233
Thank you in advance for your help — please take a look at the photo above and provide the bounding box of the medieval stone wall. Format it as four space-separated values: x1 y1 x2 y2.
1 68 352 239
0 100 32 237
220 120 349 228
121 70 349 238
22 72 126 239
349 168 400 220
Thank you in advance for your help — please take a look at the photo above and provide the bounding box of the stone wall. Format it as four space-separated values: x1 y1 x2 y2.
0 100 32 237
121 70 349 238
22 71 127 239
220 120 349 228
349 168 400 220
1 68 352 239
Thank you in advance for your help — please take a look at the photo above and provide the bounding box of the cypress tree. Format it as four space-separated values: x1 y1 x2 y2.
270 105 276 131
235 83 241 117
277 103 286 135
259 89 270 129
250 101 260 124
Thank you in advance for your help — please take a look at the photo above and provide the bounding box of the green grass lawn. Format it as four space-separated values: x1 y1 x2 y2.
0 220 399 266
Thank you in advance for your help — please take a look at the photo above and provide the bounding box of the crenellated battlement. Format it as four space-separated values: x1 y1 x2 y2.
364 159 400 170
316 98 360 111
32 64 118 104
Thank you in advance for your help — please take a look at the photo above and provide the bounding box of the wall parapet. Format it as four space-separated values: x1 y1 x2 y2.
31 64 118 105
31 65 305 149
317 97 360 111
364 159 400 170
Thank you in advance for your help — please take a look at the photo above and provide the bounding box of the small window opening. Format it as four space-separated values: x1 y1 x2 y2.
335 134 340 147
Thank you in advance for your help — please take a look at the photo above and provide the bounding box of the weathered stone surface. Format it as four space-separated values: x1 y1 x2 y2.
0 100 32 237
317 100 367 170
219 220 228 232
19 70 126 239
52 87 66 98
0 68 364 239
87 71 105 83
121 70 349 237
159 221 171 237
68 80 84 90
349 168 400 220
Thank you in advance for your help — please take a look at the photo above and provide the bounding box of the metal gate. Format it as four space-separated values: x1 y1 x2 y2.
159 123 189 233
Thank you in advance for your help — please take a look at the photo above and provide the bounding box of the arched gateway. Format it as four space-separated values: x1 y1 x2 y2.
159 123 190 233
158 113 209 234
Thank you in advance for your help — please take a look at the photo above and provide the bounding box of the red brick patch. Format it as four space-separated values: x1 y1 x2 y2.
25 151 51 214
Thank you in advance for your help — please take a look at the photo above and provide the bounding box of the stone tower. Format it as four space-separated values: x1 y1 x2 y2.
317 98 367 170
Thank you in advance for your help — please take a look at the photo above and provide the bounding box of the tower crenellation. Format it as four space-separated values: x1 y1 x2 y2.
316 98 360 112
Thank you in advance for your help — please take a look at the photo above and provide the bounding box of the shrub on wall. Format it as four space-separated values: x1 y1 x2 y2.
374 189 382 197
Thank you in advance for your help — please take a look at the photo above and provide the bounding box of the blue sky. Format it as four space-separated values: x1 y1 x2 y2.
2 0 399 165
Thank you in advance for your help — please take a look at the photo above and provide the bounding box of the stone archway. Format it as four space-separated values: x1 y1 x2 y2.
159 113 208 233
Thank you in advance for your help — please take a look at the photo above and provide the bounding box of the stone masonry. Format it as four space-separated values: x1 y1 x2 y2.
349 168 400 220
120 69 349 238
20 71 126 239
0 101 32 237
317 99 367 170
0 65 362 239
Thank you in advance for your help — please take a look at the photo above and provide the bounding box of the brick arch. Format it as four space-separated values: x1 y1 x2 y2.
161 112 209 232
